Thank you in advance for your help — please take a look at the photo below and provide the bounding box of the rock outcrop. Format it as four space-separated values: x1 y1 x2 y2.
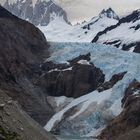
0 90 56 140
116 126 140 140
97 72 127 92
99 80 140 140
99 8 119 20
38 53 105 98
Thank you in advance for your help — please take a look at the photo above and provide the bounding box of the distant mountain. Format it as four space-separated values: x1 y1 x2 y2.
3 1 121 43
4 0 69 26
92 10 140 53
3 0 140 53
39 8 119 42
99 7 119 20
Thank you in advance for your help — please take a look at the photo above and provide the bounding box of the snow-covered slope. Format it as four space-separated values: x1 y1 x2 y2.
3 1 121 43
44 42 140 137
39 8 119 42
92 10 140 53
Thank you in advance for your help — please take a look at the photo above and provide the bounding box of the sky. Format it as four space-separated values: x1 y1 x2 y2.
1 0 140 23
57 0 140 23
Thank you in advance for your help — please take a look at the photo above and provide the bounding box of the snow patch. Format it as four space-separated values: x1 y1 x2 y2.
77 60 90 65
48 67 72 73
55 96 71 107
133 91 139 95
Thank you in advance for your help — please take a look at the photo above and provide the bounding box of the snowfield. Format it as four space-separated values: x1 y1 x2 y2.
45 42 140 137
39 16 118 42
97 20 140 46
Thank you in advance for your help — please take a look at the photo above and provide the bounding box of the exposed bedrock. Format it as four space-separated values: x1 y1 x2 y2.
38 53 105 98
97 71 127 92
0 90 56 140
99 79 140 140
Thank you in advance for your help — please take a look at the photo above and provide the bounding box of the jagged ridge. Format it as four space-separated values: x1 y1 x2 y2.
92 9 140 53
4 0 69 26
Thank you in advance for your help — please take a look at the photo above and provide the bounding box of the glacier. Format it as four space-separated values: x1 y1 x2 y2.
45 42 140 137
46 42 140 81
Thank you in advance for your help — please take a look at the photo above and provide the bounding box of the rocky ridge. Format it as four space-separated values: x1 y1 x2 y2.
4 0 69 26
92 10 140 53
38 53 105 98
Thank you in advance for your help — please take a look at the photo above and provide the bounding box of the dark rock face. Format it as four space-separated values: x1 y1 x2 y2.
0 5 17 18
116 126 140 140
103 41 140 53
122 79 140 106
0 6 54 126
97 72 127 92
38 54 105 98
0 90 56 140
99 80 140 140
4 0 69 26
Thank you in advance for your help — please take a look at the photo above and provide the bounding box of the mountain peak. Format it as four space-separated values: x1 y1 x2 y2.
99 7 119 20
3 0 70 26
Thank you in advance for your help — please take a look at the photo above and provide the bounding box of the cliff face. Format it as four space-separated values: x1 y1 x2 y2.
0 6 54 126
39 53 105 98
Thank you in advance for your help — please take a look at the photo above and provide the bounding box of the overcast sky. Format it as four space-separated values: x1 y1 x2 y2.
57 0 140 23
1 0 140 23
